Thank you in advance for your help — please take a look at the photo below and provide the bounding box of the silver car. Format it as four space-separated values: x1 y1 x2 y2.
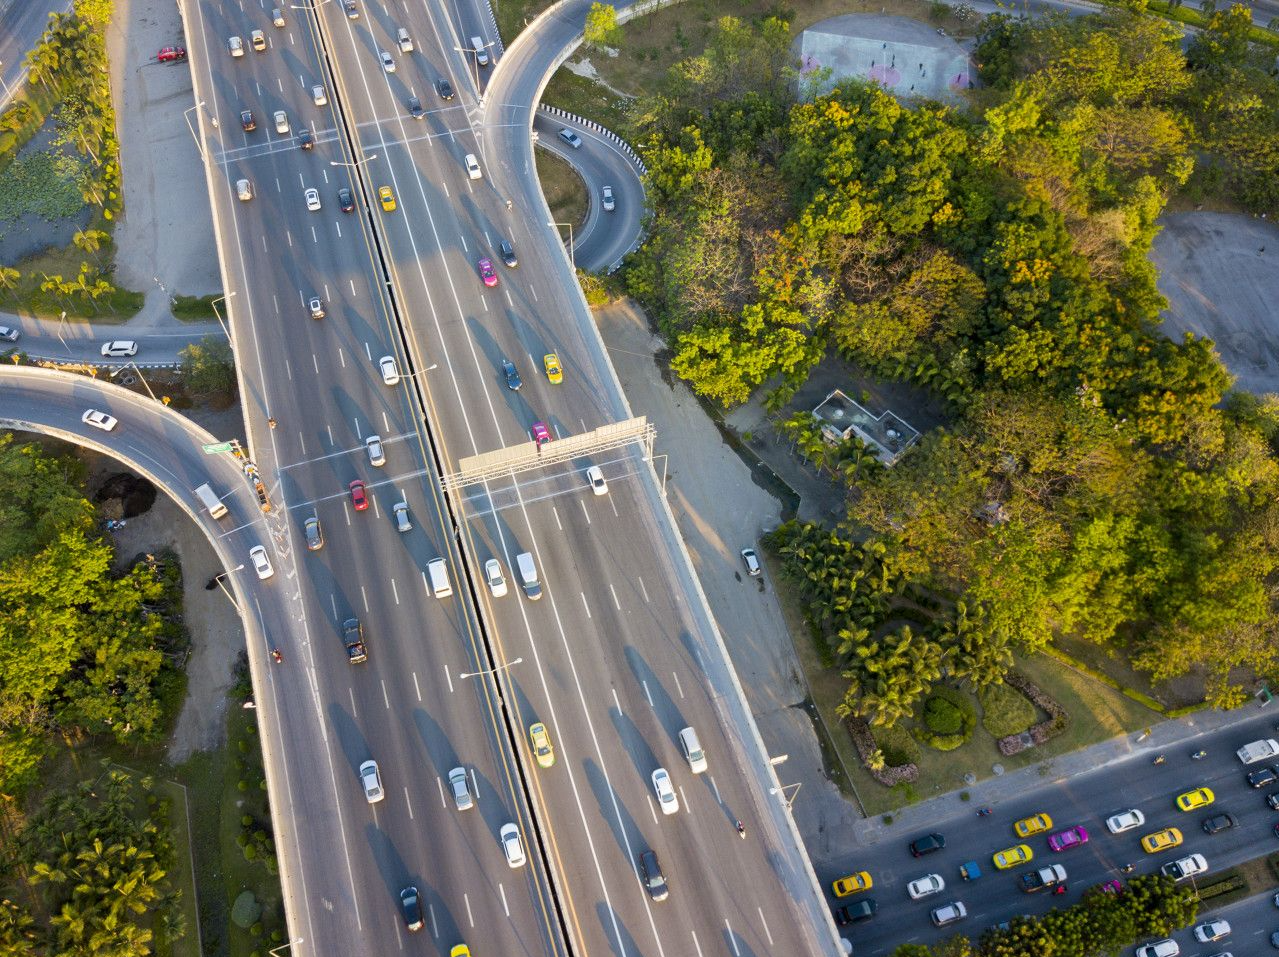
379 49 395 73
448 767 473 810
366 434 385 467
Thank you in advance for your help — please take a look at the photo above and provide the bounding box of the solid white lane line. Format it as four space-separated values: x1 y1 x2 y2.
529 283 538 303
390 577 400 604
382 410 391 432
609 584 620 611
671 671 685 699
412 671 421 702
444 664 454 695
312 354 320 375
339 349 347 369
642 679 654 708
364 342 372 361
348 687 358 717
402 786 412 818
552 506 562 531
381 681 390 710
284 357 292 379
326 424 334 445
726 919 741 954
349 278 357 296
609 495 618 517
311 225 318 244
272 293 280 314
464 893 475 926
580 592 591 619
469 767 479 801
360 585 368 612
428 903 438 937
286 231 293 248
498 883 510 917
330 594 338 619
638 577 650 603
612 688 622 713
421 571 431 596
297 432 305 454
335 221 342 239
692 930 705 956
579 500 591 525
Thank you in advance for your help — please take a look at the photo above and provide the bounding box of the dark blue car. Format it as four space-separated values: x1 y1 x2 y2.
502 358 522 391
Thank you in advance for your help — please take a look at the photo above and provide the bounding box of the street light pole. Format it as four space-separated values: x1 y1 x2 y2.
459 657 523 680
550 222 575 273
329 153 379 169
126 361 159 402
210 291 237 345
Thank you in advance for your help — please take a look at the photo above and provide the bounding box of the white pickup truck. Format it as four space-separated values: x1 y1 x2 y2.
1236 739 1279 764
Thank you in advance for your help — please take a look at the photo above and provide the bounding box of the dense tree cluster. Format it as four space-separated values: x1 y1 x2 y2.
890 874 1197 957
1 767 182 957
628 10 1279 718
0 437 187 797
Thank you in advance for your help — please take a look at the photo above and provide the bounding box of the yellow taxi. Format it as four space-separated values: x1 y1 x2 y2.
1141 827 1184 853
992 844 1033 870
529 722 555 769
831 871 873 897
1014 813 1053 838
1176 787 1214 811
379 186 396 212
450 947 470 957
543 352 563 384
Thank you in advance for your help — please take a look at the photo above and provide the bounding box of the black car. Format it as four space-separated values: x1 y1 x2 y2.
344 0 359 18
240 109 255 131
1249 766 1279 788
297 129 314 150
338 187 355 213
436 77 454 100
638 849 668 901
835 899 877 925
499 239 518 267
910 833 946 857
501 358 522 390
1201 813 1236 834
407 95 425 119
399 886 422 931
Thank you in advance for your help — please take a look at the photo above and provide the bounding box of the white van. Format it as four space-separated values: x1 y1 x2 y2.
471 37 489 66
679 727 707 773
515 552 541 600
427 558 453 598
195 482 228 519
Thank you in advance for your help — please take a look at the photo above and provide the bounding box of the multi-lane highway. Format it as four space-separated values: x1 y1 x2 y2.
174 0 836 955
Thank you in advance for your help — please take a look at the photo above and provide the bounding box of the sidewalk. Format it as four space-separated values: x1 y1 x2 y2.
847 702 1266 850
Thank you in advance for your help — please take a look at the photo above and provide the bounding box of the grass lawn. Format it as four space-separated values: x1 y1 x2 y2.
171 293 222 321
537 144 590 230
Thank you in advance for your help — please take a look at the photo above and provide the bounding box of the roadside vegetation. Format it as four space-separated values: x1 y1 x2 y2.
0 0 142 320
618 4 1279 773
0 435 195 955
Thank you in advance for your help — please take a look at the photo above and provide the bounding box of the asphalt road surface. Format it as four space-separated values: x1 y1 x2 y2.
832 711 1279 956
175 0 836 955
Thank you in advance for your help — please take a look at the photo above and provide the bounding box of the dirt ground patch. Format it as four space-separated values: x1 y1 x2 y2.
536 145 589 229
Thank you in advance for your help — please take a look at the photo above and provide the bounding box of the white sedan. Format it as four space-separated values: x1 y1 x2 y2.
485 558 508 597
500 822 525 867
1106 808 1146 834
249 545 274 580
82 409 117 432
359 760 384 803
907 874 946 900
1193 919 1230 943
274 109 289 134
378 355 400 385
651 768 679 816
586 465 608 496
304 187 321 211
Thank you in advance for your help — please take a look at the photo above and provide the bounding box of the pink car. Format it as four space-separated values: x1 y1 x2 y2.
478 258 498 288
530 421 551 448
1048 826 1088 852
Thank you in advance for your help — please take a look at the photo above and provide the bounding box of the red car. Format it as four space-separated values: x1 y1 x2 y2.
530 421 551 448
477 258 498 288
349 480 368 511
158 46 187 62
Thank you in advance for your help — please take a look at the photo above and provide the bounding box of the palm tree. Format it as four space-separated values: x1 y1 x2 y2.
0 266 20 291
